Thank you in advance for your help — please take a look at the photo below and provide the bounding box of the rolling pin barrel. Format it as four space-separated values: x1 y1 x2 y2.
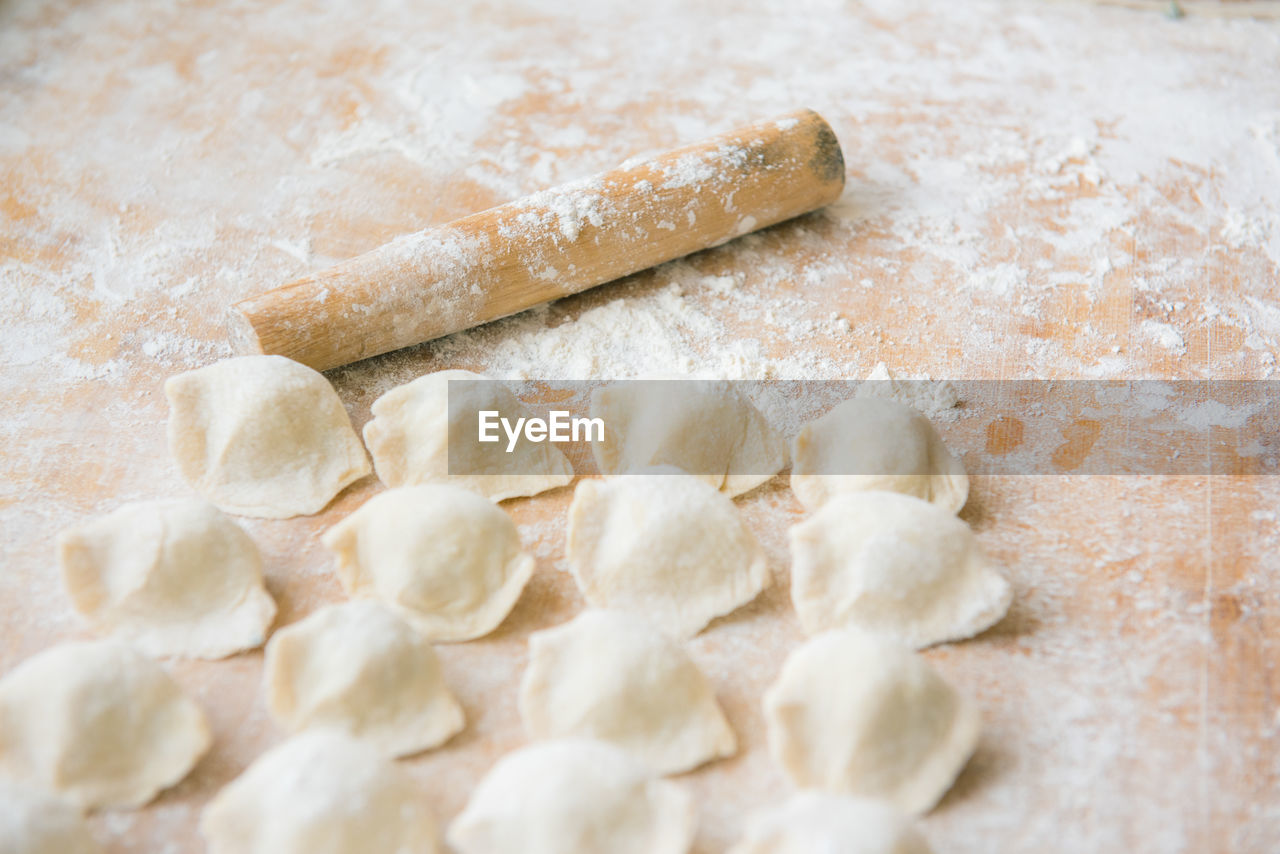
226 108 846 371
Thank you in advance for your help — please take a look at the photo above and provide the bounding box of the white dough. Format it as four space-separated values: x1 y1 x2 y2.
200 729 440 854
447 739 695 854
264 600 465 757
322 485 535 641
591 380 786 497
0 782 101 854
519 610 736 774
166 355 370 518
763 630 980 814
58 499 277 659
790 397 968 513
0 641 211 809
729 792 932 854
363 369 573 501
566 469 770 637
789 492 1012 647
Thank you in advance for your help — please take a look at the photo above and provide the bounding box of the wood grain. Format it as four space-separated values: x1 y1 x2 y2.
2 2 1278 853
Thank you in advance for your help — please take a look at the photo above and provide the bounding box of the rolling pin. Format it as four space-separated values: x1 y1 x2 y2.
227 108 846 371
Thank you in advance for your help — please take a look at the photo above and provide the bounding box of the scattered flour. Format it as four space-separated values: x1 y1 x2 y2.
432 271 852 381
4 5 1280 852
1139 319 1189 355
1175 398 1259 430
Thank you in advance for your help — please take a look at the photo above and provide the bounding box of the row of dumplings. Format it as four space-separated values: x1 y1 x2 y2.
0 731 931 854
162 354 965 517
1 354 1012 852
0 622 990 851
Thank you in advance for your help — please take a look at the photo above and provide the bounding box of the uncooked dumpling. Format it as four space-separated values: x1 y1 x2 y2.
264 600 464 757
789 492 1011 647
363 369 573 501
790 397 967 513
729 792 932 854
763 630 979 814
58 499 277 659
166 355 370 518
322 485 535 641
567 468 770 637
447 739 695 854
0 782 101 854
519 610 736 774
0 641 211 809
200 729 440 854
591 380 786 497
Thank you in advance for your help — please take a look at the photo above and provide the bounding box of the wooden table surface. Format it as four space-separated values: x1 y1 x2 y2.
3 1 1279 851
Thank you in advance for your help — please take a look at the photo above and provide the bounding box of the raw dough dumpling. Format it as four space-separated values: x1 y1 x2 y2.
363 369 573 501
763 630 979 814
0 782 101 854
166 355 370 518
567 469 770 637
58 499 277 659
729 792 932 854
0 641 211 809
447 739 695 854
790 397 967 513
322 485 535 641
789 492 1011 647
264 600 465 757
519 610 736 774
591 380 786 497
200 729 440 854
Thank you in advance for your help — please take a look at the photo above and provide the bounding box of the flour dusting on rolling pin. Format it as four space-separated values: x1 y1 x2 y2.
226 109 845 372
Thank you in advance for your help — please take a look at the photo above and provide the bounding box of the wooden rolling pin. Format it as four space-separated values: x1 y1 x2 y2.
227 108 846 371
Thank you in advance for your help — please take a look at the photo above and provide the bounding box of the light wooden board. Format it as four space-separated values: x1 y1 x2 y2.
2 1 1279 851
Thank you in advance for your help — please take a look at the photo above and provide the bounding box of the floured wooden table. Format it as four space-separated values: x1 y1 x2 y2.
3 1 1279 851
